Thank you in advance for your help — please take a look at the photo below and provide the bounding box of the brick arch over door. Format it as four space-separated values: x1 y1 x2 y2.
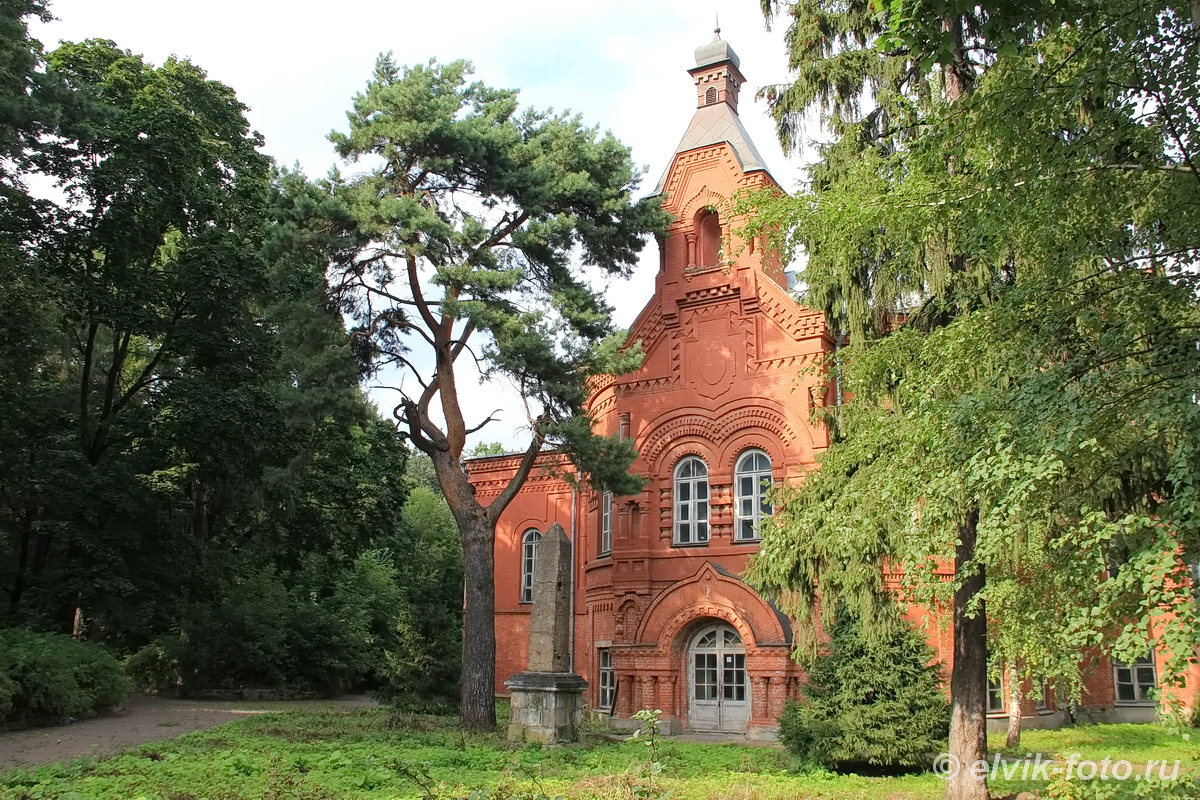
634 561 789 651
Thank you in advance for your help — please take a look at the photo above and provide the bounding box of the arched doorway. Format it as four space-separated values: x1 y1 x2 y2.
687 622 749 732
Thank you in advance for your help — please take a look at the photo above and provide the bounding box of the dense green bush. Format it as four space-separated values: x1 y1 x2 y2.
0 663 16 719
125 634 186 692
779 611 949 770
376 486 462 704
127 550 434 696
0 628 132 721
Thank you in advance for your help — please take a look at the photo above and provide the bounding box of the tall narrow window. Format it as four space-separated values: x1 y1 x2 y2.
598 648 615 710
674 456 709 545
1114 652 1157 704
519 529 541 603
986 677 1005 713
697 210 721 266
734 449 773 541
1035 679 1051 710
600 490 613 556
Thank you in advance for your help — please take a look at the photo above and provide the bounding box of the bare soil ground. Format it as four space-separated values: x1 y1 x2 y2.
0 694 375 769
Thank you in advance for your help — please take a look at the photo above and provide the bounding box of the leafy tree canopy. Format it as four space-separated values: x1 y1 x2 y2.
321 55 666 728
747 1 1200 796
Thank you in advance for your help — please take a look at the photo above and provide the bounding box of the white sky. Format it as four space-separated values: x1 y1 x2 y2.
32 0 816 451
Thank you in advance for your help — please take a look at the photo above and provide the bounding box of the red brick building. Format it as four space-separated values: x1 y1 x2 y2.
468 34 1198 737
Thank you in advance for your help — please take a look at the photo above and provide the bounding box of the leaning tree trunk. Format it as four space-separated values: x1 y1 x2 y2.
1005 661 1023 750
947 509 989 800
459 511 497 730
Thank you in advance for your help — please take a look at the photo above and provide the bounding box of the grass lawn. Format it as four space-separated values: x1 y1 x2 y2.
0 707 1195 800
988 724 1198 764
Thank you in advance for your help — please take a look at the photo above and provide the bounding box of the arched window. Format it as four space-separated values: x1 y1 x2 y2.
520 529 541 603
697 210 721 266
734 449 773 541
674 456 709 544
599 490 613 556
704 86 717 105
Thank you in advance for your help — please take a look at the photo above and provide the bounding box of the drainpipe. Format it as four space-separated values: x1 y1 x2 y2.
568 467 578 673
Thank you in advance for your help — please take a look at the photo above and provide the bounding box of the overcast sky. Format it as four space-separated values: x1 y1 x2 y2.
32 0 816 451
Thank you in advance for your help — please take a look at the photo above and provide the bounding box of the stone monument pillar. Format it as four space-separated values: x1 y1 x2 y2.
505 522 587 743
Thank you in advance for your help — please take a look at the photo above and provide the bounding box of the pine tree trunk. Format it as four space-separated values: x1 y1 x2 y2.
1005 663 1023 750
946 509 989 800
458 509 497 730
427 442 500 731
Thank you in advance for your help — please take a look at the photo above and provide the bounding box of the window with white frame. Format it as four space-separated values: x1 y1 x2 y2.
987 677 1005 713
734 449 773 541
674 456 709 544
1035 678 1051 710
598 648 615 709
599 491 613 556
1114 652 1157 704
519 529 541 603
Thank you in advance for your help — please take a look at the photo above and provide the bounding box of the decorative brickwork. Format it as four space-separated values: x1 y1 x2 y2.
468 35 1198 737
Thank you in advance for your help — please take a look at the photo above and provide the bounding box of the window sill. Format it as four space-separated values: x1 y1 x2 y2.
733 537 761 544
671 541 711 549
1114 701 1157 707
597 551 611 559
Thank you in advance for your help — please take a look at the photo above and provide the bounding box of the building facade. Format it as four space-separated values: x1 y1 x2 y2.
468 34 1197 737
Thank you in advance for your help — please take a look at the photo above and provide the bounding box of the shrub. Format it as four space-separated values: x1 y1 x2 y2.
141 552 419 696
0 627 132 721
125 634 185 692
778 610 949 770
0 665 15 719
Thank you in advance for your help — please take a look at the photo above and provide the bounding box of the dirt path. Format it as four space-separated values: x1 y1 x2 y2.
0 694 376 769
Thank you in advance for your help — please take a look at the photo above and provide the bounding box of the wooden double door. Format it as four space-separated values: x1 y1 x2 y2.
687 623 749 732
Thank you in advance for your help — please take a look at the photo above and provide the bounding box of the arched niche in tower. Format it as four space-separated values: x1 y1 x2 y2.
696 208 722 267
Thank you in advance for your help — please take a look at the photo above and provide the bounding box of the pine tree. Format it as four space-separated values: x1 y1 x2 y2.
323 57 666 729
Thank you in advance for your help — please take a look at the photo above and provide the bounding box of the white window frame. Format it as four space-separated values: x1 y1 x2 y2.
598 648 615 710
599 491 613 556
1114 652 1157 705
987 676 1005 714
1035 678 1050 711
519 529 541 604
673 456 709 545
734 449 773 541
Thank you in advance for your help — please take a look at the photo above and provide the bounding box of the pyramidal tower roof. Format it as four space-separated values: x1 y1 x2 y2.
652 29 773 195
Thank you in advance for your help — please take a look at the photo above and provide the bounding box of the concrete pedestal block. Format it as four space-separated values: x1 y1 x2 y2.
505 671 588 744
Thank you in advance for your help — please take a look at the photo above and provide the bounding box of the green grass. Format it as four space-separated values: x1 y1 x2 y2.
989 723 1198 764
0 708 1195 799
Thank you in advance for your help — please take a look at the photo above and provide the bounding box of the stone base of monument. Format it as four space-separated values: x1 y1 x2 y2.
505 671 588 744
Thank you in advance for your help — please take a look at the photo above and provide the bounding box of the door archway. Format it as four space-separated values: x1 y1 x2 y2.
687 622 749 732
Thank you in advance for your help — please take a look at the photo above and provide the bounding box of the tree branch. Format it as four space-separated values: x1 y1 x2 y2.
488 412 549 522
465 409 503 436
407 252 440 332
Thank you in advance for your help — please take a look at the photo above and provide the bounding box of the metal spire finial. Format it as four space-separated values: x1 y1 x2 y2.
714 12 721 39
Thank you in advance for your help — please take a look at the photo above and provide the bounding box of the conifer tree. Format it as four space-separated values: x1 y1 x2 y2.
325 57 666 729
779 609 949 770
